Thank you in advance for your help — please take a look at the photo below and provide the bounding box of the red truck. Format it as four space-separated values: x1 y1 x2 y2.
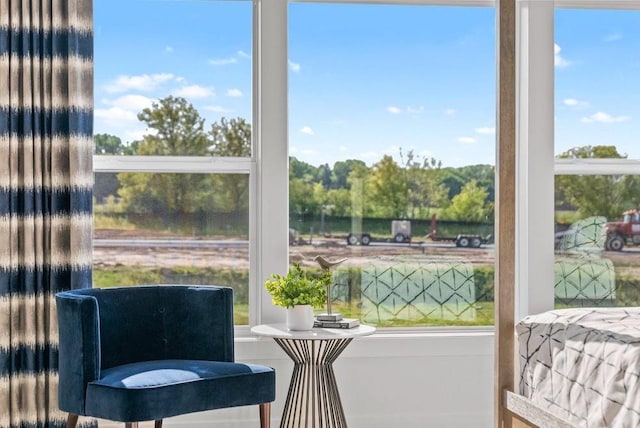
605 209 640 251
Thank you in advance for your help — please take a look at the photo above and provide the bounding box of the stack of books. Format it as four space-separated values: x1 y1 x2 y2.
313 317 360 329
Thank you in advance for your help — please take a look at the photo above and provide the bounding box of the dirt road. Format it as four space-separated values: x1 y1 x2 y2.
93 229 639 276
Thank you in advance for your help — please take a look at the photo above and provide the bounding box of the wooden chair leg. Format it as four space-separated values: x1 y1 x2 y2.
66 414 79 428
154 420 163 428
259 402 271 428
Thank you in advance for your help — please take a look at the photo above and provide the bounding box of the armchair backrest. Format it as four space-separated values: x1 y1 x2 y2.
56 285 235 415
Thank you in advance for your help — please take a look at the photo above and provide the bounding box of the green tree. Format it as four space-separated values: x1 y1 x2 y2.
209 117 252 215
136 96 209 156
555 145 640 219
118 96 211 216
290 157 319 182
368 155 408 218
94 133 126 155
399 149 448 219
123 140 141 155
440 164 495 202
288 157 342 221
346 161 372 218
312 182 328 208
93 134 123 202
289 178 319 221
316 163 332 188
458 164 495 203
325 188 352 217
209 117 251 157
441 179 490 222
332 159 367 189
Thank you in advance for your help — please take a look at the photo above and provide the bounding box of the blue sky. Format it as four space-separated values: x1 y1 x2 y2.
555 9 640 160
94 1 639 167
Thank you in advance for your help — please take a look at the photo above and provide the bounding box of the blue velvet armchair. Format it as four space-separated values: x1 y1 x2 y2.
56 285 276 428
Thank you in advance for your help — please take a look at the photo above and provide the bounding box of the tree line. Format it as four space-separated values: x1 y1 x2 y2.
94 95 639 227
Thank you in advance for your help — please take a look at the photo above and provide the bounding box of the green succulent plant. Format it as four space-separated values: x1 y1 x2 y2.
264 263 330 308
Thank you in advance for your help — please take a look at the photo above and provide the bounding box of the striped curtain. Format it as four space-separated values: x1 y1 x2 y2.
0 1 94 427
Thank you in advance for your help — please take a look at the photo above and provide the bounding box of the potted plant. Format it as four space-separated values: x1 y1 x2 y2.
265 263 330 330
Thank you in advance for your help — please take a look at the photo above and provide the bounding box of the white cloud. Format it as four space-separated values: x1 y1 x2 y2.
226 88 243 97
444 108 456 116
290 146 320 157
94 95 156 142
474 127 495 135
289 60 301 72
581 112 630 123
554 43 571 68
210 51 250 66
458 137 477 144
604 32 622 42
124 129 148 142
360 151 381 161
209 57 238 66
94 106 138 123
174 85 214 98
103 94 154 111
300 126 315 136
165 46 174 53
105 73 175 93
386 106 424 115
204 105 232 113
339 145 348 152
564 98 589 108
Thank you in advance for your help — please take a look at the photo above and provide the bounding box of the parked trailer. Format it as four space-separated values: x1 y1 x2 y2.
346 232 372 246
346 220 411 246
428 215 490 248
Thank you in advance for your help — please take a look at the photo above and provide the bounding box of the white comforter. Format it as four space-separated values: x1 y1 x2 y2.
517 307 640 427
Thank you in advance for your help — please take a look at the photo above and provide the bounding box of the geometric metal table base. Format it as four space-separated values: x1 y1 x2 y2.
274 338 353 428
250 324 375 428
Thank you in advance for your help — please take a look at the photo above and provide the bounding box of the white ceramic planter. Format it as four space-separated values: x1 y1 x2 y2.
286 305 315 331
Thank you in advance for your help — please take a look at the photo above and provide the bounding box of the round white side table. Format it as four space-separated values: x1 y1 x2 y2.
251 323 375 428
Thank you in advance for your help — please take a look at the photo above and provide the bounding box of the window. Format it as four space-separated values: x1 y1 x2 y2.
553 8 640 311
93 0 253 325
93 0 527 329
288 3 496 327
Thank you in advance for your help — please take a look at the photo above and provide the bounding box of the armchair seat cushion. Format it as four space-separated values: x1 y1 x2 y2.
85 359 275 422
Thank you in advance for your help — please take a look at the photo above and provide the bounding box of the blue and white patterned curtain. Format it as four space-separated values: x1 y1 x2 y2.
0 1 93 427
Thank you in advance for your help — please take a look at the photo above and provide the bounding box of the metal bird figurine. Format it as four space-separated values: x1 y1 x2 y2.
313 256 348 322
313 255 347 270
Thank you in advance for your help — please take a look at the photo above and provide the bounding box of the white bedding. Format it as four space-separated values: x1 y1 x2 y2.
517 307 640 427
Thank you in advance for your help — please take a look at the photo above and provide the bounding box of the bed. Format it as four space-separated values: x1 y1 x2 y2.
514 307 640 427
